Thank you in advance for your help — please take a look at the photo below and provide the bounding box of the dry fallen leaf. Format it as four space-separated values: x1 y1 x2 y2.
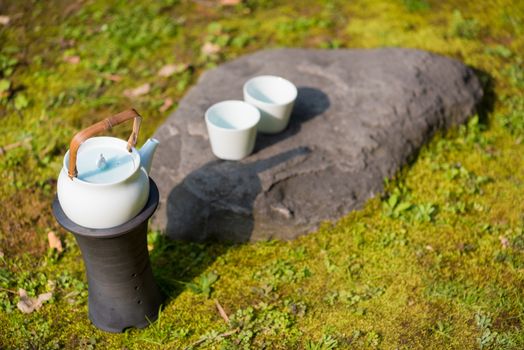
59 38 76 49
425 245 434 251
214 299 230 323
157 63 188 77
159 98 174 113
0 15 10 26
38 292 53 303
17 289 35 314
499 235 509 249
201 42 221 56
220 0 242 5
123 83 151 98
103 74 123 82
63 55 80 64
47 231 63 253
17 289 53 314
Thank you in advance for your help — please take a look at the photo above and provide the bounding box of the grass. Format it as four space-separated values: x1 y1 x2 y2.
1 0 524 348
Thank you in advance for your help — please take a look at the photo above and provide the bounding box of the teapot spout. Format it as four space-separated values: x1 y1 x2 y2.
138 138 159 174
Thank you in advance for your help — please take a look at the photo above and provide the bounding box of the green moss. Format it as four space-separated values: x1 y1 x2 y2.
1 0 524 348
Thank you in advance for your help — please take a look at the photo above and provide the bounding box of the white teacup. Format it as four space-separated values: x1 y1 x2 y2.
205 100 260 160
243 75 297 134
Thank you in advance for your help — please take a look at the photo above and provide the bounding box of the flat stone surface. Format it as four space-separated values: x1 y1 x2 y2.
150 48 483 241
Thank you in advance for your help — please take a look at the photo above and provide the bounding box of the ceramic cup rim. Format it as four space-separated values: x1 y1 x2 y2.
243 75 298 107
205 100 261 133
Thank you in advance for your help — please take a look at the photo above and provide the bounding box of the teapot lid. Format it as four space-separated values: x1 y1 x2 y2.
66 137 140 185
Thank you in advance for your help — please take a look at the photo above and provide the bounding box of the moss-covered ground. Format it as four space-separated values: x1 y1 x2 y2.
1 0 524 348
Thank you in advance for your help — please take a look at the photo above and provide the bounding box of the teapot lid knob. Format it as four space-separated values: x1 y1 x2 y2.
97 153 107 169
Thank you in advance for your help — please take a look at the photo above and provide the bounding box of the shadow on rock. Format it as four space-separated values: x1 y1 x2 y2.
149 87 327 300
164 86 328 243
165 147 311 242
253 86 330 152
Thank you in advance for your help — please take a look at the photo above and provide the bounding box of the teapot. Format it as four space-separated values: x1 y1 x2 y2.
57 109 159 229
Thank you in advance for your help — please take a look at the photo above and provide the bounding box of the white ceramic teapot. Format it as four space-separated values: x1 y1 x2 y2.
57 109 159 229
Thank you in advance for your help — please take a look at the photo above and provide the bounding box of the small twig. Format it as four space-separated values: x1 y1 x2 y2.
0 136 32 156
214 299 230 323
63 290 79 299
0 287 17 294
184 328 239 350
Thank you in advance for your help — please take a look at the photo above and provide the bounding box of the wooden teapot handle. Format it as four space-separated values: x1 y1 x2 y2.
68 109 142 179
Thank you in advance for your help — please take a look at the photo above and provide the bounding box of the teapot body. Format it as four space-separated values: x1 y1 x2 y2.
57 165 150 229
57 136 151 229
56 110 159 229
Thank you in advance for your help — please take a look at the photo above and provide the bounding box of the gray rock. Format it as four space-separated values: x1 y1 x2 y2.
150 48 483 242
